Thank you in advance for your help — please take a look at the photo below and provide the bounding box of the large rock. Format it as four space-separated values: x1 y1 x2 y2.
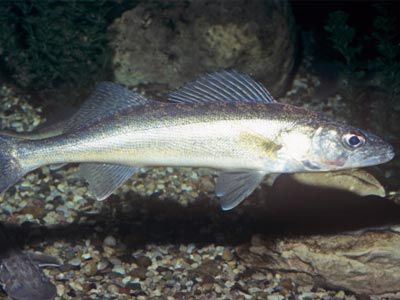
237 228 400 297
109 0 296 96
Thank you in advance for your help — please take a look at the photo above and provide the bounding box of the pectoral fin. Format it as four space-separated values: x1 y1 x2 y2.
215 171 266 210
79 163 139 200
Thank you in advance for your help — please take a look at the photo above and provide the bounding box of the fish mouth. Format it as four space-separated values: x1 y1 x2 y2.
360 147 395 167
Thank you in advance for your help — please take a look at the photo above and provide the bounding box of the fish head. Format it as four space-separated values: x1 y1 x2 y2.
304 122 395 171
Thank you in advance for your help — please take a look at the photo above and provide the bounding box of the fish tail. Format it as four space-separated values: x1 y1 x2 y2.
0 134 26 194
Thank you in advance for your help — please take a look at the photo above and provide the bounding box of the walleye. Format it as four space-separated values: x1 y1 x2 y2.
0 71 395 210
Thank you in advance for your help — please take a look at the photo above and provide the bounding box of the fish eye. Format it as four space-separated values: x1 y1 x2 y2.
342 132 365 149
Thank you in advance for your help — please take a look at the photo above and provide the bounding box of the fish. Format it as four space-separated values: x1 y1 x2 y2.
0 224 59 300
0 111 72 170
0 70 395 210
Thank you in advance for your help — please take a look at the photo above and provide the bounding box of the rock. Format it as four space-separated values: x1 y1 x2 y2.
83 261 97 277
109 0 296 96
103 236 117 247
97 260 109 271
112 265 126 275
134 255 152 268
290 169 386 197
68 258 81 267
130 267 147 280
237 227 400 296
193 259 220 278
222 248 234 261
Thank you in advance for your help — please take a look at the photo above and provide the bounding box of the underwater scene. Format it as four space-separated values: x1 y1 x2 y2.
0 0 399 299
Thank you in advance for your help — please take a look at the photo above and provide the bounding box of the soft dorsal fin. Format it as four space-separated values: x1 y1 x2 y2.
168 70 276 104
66 82 152 132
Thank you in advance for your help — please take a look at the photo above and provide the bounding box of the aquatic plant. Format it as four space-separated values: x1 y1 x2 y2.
324 6 400 109
369 7 400 109
324 11 363 78
0 0 113 89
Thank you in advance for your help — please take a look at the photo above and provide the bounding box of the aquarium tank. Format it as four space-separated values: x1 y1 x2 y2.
0 1 399 299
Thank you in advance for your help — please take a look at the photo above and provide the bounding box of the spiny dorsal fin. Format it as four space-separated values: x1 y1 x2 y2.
66 82 152 132
168 70 276 104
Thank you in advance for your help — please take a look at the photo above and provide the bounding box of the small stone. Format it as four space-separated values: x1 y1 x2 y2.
83 261 97 276
222 248 233 261
135 255 152 268
130 267 147 280
107 284 119 294
56 284 65 297
268 296 285 300
97 260 109 271
109 257 122 266
103 235 117 247
252 272 268 280
126 282 141 291
82 253 92 260
112 264 126 275
68 257 82 267
69 281 83 291
194 260 220 277
122 276 132 285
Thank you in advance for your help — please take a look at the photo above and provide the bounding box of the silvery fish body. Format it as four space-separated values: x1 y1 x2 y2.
0 71 395 210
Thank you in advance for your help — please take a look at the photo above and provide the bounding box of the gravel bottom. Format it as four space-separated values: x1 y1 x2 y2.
0 72 389 300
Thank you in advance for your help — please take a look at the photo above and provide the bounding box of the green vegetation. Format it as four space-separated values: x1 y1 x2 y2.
324 11 363 78
324 6 400 109
0 0 113 89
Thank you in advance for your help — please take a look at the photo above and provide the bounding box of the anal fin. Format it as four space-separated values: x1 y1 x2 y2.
79 163 139 200
215 170 266 210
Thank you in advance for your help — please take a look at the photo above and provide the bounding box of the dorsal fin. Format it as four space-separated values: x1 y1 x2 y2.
168 70 276 104
66 82 152 132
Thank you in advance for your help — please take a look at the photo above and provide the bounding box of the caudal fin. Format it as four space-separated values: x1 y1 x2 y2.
0 135 25 194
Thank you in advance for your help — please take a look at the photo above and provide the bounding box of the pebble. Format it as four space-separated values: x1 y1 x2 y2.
109 257 122 266
135 255 152 268
130 268 147 280
267 295 285 300
83 261 98 276
252 272 268 281
122 276 132 285
97 260 109 271
103 236 117 247
107 284 119 294
82 253 92 260
69 281 83 292
68 258 82 267
112 265 126 275
222 248 234 261
56 284 65 297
